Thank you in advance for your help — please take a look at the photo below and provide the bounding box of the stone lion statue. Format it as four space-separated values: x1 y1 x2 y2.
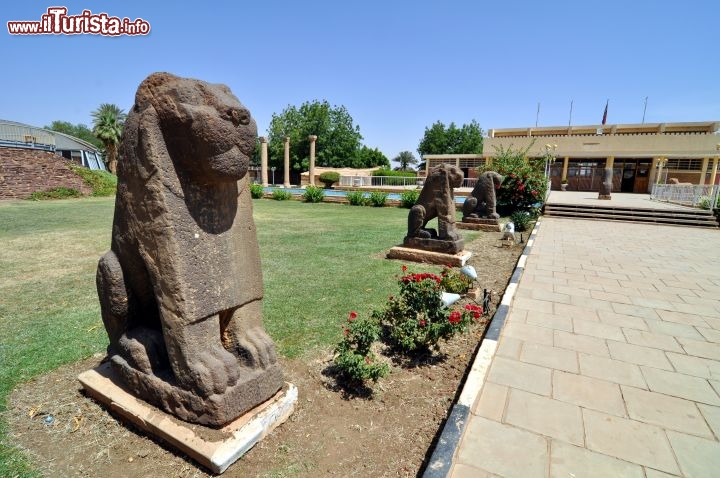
463 171 503 220
96 72 283 426
405 163 464 247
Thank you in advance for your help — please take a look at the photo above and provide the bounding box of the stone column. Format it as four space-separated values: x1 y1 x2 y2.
283 137 290 188
699 157 709 185
710 157 719 186
308 135 317 186
260 136 269 187
561 157 569 180
656 157 666 184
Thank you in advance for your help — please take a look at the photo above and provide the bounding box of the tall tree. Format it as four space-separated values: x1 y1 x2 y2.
91 103 126 174
45 120 103 150
353 146 390 169
417 120 483 157
393 151 418 171
266 100 364 172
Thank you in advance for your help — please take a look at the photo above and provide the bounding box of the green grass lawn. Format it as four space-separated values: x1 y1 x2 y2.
0 197 465 475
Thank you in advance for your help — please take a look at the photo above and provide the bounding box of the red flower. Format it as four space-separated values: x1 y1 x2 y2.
449 311 462 324
343 328 349 336
348 311 357 322
531 190 538 196
402 265 407 272
365 356 372 364
518 184 526 191
419 319 427 327
473 312 481 319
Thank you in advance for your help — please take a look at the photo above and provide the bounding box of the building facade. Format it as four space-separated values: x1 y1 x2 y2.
483 121 719 192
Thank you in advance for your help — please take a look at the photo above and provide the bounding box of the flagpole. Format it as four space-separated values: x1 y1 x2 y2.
535 102 540 128
642 96 648 124
568 100 573 126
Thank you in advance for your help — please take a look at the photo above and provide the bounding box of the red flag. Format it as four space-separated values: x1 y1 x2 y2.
602 100 608 125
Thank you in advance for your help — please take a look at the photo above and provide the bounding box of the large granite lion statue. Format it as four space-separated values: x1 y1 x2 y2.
96 72 283 426
404 163 464 253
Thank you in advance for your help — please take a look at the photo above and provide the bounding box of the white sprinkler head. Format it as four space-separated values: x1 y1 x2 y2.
441 292 461 307
460 265 477 280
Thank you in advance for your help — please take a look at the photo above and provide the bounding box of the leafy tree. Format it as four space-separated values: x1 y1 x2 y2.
353 145 389 169
267 100 364 173
45 121 103 150
417 120 483 156
393 151 418 171
91 103 126 174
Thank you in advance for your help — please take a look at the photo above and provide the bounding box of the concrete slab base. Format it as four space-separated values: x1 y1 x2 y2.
457 221 502 232
386 246 472 267
78 362 297 474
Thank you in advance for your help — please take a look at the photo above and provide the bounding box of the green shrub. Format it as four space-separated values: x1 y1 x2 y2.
371 169 416 186
510 210 532 232
302 185 325 203
28 187 83 200
250 183 265 199
439 266 473 294
70 166 117 196
368 191 388 207
272 189 293 201
485 144 548 214
319 171 340 188
346 191 367 206
698 196 712 210
334 311 389 384
399 189 420 208
379 266 482 352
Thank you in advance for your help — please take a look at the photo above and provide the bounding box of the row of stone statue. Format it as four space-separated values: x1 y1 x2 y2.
403 164 504 254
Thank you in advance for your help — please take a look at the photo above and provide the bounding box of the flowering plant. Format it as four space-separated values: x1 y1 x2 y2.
379 266 483 352
484 144 548 212
334 311 389 383
439 265 473 294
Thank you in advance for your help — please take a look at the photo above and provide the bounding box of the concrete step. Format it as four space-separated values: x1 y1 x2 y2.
544 204 719 228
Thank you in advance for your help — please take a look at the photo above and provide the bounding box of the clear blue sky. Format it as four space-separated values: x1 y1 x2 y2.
2 0 719 164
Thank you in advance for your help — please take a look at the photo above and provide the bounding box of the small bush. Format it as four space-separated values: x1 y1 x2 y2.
70 166 117 196
319 171 340 188
368 191 388 207
698 196 712 210
272 189 293 201
439 266 473 294
28 187 83 200
399 189 420 208
510 210 532 232
379 266 482 352
346 191 367 206
250 183 264 199
372 169 416 186
302 185 325 203
334 312 389 384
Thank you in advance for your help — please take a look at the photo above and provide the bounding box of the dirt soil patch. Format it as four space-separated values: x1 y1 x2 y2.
5 229 527 477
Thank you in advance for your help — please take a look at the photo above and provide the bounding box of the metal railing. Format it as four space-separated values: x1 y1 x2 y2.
339 175 480 189
650 184 720 209
339 175 423 188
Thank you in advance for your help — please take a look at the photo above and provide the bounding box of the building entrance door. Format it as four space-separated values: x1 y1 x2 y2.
634 161 650 193
621 163 636 192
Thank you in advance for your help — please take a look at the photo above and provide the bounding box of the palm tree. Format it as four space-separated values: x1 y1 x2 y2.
393 151 418 171
92 103 126 174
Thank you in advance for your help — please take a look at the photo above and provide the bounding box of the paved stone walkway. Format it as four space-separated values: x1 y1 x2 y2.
450 218 720 478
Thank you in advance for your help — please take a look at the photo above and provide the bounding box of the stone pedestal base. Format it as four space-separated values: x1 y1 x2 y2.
598 194 611 200
386 246 472 267
403 236 464 254
78 362 297 474
457 217 502 232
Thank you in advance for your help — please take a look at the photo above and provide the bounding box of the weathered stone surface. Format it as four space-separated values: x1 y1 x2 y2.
457 217 502 232
386 246 472 267
599 167 613 199
462 171 503 220
95 72 283 427
78 362 297 474
405 163 464 253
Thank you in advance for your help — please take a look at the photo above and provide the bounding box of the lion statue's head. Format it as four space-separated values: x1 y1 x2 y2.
128 72 257 182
